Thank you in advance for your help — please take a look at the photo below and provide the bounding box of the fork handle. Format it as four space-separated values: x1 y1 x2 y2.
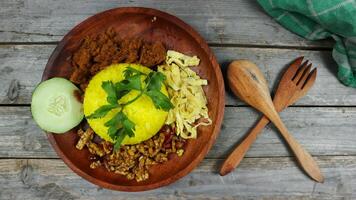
267 109 324 183
220 111 325 183
220 115 270 176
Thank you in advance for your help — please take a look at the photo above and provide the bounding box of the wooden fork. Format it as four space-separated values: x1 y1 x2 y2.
220 57 318 176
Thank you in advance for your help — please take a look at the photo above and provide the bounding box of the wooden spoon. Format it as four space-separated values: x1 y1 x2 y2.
226 60 324 183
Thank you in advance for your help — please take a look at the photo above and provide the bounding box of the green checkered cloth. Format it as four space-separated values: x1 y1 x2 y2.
258 0 356 88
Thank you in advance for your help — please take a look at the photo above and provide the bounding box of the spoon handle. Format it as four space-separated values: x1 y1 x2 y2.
267 109 324 183
220 115 269 176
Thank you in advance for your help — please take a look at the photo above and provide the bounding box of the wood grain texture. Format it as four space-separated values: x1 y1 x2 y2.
1 45 355 105
0 0 354 197
0 45 45 104
0 0 333 47
0 157 355 200
1 106 355 159
216 47 356 106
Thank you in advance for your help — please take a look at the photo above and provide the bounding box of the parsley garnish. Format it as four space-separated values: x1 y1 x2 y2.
87 66 174 150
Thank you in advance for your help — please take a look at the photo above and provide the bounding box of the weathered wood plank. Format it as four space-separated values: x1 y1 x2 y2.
0 107 54 158
0 0 333 47
0 45 45 104
0 157 355 199
215 47 356 106
1 106 355 159
213 106 356 158
0 45 354 105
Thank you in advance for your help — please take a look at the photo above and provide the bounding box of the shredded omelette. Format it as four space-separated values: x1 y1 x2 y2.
158 50 211 139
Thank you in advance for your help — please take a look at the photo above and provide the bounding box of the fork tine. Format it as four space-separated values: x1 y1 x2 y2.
296 63 312 86
293 56 304 67
302 68 317 90
292 61 309 83
281 57 304 80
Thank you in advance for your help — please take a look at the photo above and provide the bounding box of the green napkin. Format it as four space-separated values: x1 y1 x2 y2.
257 0 356 88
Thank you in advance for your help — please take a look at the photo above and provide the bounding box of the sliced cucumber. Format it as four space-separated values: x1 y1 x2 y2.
31 77 84 133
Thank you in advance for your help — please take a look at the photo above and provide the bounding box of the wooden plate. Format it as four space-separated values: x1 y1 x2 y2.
43 7 224 191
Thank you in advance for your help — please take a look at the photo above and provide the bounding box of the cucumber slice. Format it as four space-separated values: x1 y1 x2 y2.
31 77 84 133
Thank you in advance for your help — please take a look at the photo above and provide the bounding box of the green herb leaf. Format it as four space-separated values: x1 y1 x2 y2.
113 129 126 151
145 90 174 111
86 104 117 119
145 71 166 91
104 111 124 127
122 117 135 138
112 112 135 138
105 111 135 151
144 71 173 111
116 89 131 100
102 81 118 105
124 66 146 78
115 74 141 92
108 125 119 139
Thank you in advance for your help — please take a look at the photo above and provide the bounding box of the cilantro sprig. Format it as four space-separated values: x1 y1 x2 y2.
87 66 173 150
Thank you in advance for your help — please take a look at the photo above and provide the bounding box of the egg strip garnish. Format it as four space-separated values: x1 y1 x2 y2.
159 50 212 139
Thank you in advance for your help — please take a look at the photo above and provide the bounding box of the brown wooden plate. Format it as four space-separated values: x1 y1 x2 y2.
43 7 224 191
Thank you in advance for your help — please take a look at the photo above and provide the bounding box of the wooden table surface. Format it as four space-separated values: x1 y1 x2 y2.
1 1 356 199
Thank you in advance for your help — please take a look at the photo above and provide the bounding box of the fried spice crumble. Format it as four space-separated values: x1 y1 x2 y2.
70 28 166 91
76 125 186 182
